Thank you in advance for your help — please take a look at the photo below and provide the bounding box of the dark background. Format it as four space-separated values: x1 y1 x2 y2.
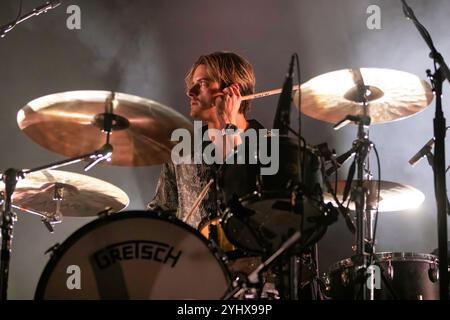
1 0 449 299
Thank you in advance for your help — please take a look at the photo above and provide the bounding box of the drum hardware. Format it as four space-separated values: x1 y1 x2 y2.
301 64 435 300
223 230 302 300
402 0 450 299
96 207 115 218
222 199 339 300
221 136 327 256
44 243 61 256
0 150 116 299
331 68 378 300
224 54 339 300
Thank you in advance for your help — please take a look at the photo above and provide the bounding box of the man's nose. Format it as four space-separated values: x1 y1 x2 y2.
187 85 199 98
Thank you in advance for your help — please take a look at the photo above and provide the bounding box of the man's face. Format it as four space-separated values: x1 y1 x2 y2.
187 64 221 121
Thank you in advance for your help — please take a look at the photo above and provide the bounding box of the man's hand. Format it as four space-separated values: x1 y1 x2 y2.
213 83 242 127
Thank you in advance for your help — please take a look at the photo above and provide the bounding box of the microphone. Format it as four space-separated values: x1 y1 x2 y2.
408 137 434 166
273 54 295 135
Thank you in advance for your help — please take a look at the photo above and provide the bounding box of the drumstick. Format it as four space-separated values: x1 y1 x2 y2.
183 178 214 224
241 84 300 101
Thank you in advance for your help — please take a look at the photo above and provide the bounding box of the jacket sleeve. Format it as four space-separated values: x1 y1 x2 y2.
147 162 178 212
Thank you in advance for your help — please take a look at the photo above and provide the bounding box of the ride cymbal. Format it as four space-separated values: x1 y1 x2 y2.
294 68 433 124
17 91 193 166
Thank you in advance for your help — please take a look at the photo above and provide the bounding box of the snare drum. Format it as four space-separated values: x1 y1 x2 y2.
199 216 236 253
35 211 230 300
326 252 439 300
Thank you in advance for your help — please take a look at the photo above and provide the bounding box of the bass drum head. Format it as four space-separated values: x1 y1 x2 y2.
35 211 230 300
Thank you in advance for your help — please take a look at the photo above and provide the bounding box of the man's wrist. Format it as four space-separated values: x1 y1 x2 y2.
222 123 239 135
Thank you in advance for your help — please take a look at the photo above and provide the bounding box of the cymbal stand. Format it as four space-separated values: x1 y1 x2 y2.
0 144 112 299
334 109 373 300
350 111 372 300
0 97 118 299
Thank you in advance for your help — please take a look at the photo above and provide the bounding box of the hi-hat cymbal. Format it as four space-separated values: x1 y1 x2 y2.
17 91 193 166
2 170 129 217
294 68 434 124
323 180 425 212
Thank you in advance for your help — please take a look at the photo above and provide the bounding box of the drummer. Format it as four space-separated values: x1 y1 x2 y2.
148 51 264 229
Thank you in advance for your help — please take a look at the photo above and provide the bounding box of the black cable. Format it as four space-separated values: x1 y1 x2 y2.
369 144 381 266
294 53 307 185
295 53 302 149
15 0 23 23
365 144 400 300
294 52 305 300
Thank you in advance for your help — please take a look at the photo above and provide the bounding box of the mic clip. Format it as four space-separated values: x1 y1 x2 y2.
333 114 371 131
408 137 434 167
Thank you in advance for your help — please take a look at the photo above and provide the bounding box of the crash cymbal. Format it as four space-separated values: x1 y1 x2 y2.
17 91 193 166
2 169 129 217
323 180 425 212
294 68 434 124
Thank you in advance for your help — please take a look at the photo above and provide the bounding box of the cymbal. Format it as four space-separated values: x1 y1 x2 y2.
323 180 425 212
294 68 434 124
17 91 193 166
2 170 129 217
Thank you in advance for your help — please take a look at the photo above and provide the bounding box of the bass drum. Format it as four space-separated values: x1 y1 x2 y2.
35 211 230 300
222 136 326 254
326 252 439 300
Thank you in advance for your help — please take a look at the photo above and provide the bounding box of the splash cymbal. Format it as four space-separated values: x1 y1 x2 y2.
323 180 425 212
17 91 193 166
294 68 434 124
3 170 129 217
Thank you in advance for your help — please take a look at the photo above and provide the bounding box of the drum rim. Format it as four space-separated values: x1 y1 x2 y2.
34 210 230 299
220 210 270 255
329 252 439 272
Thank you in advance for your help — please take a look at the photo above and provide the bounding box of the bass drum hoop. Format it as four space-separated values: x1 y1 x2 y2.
35 210 231 300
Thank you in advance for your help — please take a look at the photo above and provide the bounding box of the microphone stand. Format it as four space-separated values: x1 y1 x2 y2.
0 1 61 38
401 0 449 300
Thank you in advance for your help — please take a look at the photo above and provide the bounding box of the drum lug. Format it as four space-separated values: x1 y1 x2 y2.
428 264 439 283
322 273 331 293
44 243 61 256
340 268 351 287
97 207 114 217
386 260 394 280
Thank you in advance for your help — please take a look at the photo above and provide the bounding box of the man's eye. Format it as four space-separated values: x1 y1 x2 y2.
199 80 209 87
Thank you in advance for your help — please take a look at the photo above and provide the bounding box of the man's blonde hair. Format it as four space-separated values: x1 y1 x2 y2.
185 51 256 115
